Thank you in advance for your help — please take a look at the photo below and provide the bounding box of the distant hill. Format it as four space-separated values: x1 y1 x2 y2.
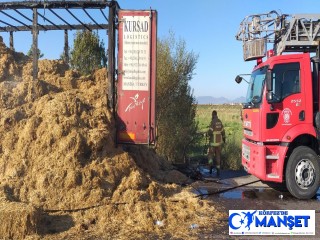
232 96 246 103
196 96 245 104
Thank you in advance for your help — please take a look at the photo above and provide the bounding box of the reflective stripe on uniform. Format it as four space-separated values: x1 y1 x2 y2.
212 130 222 146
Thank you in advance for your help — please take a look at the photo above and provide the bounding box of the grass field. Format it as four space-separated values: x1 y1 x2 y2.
189 104 243 170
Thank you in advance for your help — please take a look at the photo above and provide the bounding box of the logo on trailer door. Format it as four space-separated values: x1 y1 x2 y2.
125 93 146 112
282 108 292 125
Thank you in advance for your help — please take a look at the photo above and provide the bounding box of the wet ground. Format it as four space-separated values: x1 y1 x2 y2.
191 168 320 239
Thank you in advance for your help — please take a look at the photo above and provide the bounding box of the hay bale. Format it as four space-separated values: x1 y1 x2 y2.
0 201 40 239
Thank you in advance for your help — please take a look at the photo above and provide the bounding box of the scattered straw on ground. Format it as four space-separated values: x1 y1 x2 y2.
0 38 226 239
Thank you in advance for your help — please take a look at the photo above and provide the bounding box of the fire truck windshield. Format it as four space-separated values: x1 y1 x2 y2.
244 66 268 108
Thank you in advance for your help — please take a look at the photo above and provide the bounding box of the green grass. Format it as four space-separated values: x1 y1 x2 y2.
189 104 243 170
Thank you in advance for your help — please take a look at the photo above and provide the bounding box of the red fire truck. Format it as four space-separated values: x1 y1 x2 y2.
235 11 320 199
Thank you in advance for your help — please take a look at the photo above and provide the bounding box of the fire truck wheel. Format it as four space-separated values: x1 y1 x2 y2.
285 146 320 199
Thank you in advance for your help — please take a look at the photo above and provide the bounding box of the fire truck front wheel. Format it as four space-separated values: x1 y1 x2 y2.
286 146 320 199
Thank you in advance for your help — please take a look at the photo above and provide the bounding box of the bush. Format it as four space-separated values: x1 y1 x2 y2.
156 33 199 163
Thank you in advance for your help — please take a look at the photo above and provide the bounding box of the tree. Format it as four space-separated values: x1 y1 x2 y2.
156 33 199 163
70 30 107 75
27 46 44 59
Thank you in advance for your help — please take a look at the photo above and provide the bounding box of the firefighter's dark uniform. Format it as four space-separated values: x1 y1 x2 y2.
207 111 225 177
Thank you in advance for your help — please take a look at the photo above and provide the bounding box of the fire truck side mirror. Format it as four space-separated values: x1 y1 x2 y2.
266 70 275 103
235 75 243 84
266 70 272 91
266 92 273 101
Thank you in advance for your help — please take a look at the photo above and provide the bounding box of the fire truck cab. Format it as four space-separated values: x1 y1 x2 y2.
236 11 320 199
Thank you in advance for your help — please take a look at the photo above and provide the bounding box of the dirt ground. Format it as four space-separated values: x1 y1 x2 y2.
0 38 225 239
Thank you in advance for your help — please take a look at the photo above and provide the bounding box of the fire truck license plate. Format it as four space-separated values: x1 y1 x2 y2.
242 144 250 161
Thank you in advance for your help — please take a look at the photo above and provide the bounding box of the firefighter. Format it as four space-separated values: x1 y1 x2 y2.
207 110 225 178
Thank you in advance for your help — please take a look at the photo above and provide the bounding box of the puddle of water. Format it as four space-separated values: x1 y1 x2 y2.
220 189 320 201
195 183 320 201
192 187 208 196
219 188 292 200
220 190 242 199
197 165 218 177
197 188 208 195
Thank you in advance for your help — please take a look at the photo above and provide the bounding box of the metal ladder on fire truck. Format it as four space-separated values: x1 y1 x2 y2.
235 10 320 59
236 10 320 125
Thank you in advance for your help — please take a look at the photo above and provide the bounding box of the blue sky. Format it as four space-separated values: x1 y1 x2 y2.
2 0 320 99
